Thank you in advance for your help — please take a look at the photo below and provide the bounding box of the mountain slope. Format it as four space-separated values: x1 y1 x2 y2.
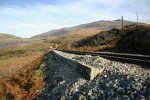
31 28 71 38
0 33 35 49
0 33 21 39
71 24 150 55
31 20 139 38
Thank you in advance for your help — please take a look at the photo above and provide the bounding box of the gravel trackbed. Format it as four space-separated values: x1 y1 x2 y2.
34 51 150 100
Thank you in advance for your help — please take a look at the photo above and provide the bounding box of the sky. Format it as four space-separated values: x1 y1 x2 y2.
0 0 150 38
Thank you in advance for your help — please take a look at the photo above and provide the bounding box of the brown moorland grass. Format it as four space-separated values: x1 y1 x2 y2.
69 24 150 54
69 44 115 52
0 37 53 79
55 28 103 49
0 52 48 100
0 51 45 79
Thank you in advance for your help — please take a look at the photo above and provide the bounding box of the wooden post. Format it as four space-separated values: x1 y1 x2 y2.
122 16 123 32
137 13 138 25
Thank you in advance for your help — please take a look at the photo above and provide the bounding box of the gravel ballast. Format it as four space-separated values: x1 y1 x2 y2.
35 50 150 100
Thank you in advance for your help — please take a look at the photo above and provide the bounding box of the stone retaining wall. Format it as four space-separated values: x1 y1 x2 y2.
52 50 104 80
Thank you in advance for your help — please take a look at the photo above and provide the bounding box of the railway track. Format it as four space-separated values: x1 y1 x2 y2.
56 49 150 67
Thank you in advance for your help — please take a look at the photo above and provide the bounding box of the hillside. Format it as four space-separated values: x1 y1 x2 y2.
31 20 138 38
71 24 150 55
49 28 101 49
0 33 21 39
31 28 71 38
0 36 40 49
0 23 149 100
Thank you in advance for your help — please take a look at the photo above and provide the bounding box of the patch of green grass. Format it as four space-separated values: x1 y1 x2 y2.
36 47 43 51
43 57 47 61
36 65 40 70
40 66 46 72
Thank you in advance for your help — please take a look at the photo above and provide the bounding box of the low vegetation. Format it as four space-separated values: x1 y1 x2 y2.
0 33 21 39
70 24 150 55
115 25 150 55
54 28 102 50
0 22 149 100
0 35 54 100
0 52 48 100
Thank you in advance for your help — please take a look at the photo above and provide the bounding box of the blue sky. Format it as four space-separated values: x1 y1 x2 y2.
0 0 150 38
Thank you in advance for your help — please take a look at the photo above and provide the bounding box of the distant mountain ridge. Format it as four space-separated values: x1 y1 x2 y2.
0 33 21 39
31 20 142 38
0 33 29 49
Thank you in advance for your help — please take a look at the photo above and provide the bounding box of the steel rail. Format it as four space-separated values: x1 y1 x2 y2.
56 49 150 66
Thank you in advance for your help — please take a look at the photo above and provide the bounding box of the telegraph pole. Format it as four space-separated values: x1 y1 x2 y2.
122 16 123 32
97 34 99 47
136 13 138 25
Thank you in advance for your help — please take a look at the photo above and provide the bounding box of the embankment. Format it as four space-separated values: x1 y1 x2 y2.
52 50 104 80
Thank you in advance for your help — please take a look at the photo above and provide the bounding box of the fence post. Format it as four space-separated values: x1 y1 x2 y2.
122 16 124 32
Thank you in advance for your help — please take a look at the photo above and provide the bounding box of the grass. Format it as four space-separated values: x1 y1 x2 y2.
0 36 52 100
70 44 114 52
1 24 149 99
0 35 54 79
0 52 48 100
69 24 150 55
54 28 102 49
0 28 102 99
0 51 44 79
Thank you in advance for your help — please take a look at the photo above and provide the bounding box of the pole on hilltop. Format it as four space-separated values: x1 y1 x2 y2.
122 16 123 32
136 13 138 25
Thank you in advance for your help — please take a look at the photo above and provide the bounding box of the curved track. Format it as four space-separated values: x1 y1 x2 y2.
56 49 150 67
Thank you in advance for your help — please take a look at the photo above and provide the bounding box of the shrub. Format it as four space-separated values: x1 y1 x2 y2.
0 52 48 100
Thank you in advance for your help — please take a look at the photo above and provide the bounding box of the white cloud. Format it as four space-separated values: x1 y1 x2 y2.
8 22 75 38
82 0 125 6
46 18 67 23
8 22 71 29
0 7 26 16
0 0 149 38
